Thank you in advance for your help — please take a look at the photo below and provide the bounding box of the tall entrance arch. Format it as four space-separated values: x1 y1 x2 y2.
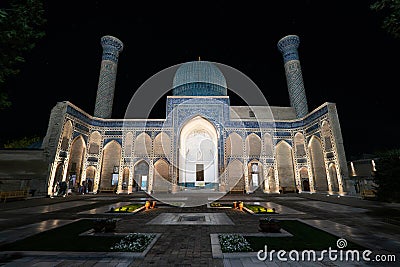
178 116 218 188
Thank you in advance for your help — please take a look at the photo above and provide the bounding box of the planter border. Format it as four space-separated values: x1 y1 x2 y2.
210 231 293 259
2 233 161 258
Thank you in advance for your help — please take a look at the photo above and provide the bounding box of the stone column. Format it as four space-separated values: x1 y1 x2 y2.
94 35 123 119
277 35 308 118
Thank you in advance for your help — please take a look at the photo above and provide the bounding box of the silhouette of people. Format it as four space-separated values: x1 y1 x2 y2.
87 179 93 193
60 181 67 197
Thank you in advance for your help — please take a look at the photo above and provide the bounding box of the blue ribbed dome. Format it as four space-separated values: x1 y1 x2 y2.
172 61 227 96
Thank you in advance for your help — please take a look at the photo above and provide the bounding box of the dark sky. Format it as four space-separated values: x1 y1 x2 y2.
1 0 399 159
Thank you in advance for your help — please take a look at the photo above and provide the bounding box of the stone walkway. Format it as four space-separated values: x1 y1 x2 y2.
0 192 399 266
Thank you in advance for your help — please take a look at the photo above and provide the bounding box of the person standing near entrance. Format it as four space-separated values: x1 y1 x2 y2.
87 179 93 193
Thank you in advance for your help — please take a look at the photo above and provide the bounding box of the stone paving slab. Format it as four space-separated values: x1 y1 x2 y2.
1 194 400 266
0 219 76 245
78 202 143 215
302 219 400 253
3 201 97 214
146 212 234 225
272 196 305 200
295 201 368 213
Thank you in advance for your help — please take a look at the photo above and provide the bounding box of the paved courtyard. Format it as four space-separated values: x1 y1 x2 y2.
0 191 399 266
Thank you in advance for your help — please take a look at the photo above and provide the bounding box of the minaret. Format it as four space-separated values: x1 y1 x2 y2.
94 35 123 118
277 35 308 118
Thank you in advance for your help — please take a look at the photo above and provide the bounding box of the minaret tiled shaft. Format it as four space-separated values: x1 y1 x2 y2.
277 35 308 118
94 35 123 119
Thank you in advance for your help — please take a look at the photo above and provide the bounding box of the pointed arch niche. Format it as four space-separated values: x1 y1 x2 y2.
66 135 86 186
154 132 171 156
153 159 171 192
100 140 121 190
294 132 306 157
226 159 244 192
263 133 273 157
89 131 102 155
60 120 73 151
328 163 339 193
308 136 328 192
225 132 243 157
276 141 295 190
134 132 152 156
245 133 261 157
322 121 333 151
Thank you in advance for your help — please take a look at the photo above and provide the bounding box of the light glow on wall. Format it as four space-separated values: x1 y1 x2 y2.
372 160 376 172
350 162 356 176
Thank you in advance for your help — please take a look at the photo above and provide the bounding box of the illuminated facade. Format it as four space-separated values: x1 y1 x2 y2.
42 35 351 196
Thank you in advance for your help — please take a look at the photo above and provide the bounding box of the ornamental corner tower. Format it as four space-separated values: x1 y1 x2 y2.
277 35 309 118
94 35 124 119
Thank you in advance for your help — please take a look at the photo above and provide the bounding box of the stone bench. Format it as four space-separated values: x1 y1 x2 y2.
229 188 244 194
0 190 29 202
280 186 297 194
361 189 376 199
99 187 116 193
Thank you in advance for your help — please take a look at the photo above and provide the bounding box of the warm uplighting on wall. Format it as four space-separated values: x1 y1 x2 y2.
371 160 376 172
350 162 356 176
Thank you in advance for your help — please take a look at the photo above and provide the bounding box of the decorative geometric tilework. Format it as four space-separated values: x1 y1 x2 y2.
277 35 309 118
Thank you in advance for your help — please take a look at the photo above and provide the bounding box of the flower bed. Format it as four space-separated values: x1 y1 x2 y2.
110 233 156 252
108 203 145 213
215 220 366 253
209 202 234 208
218 234 252 253
243 204 277 214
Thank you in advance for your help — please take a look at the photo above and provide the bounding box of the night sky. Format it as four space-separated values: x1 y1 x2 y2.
1 0 399 159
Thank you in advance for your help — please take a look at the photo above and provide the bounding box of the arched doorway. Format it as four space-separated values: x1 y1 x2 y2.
247 160 263 192
122 167 129 191
51 163 64 195
134 160 149 191
299 167 310 192
66 135 86 190
85 166 96 193
179 116 218 188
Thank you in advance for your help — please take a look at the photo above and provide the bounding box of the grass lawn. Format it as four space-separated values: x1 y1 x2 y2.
1 219 125 252
245 220 366 251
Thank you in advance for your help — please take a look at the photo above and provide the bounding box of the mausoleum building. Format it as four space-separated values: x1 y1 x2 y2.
42 35 351 197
